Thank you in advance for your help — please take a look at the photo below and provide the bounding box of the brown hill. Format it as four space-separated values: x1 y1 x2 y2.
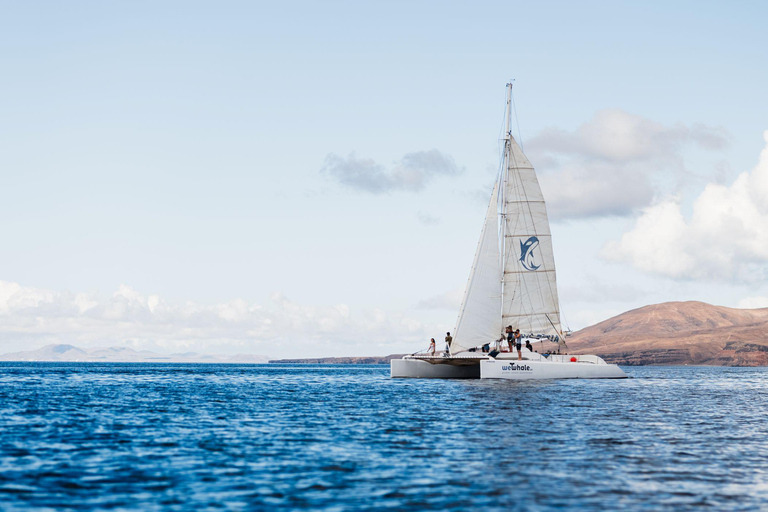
567 301 768 366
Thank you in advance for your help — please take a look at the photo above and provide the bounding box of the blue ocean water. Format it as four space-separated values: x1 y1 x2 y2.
0 363 766 511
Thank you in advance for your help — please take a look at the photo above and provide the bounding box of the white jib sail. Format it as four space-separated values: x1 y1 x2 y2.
451 181 502 354
501 136 564 344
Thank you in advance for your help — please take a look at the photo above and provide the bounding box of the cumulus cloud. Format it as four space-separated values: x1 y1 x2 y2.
559 278 646 304
538 160 655 219
527 109 730 219
0 281 438 357
604 131 768 280
321 149 463 194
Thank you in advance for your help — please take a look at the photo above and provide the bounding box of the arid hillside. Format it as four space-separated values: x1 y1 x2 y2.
567 301 768 366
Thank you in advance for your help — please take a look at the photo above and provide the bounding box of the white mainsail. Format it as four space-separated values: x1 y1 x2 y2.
501 135 564 345
451 181 502 354
451 84 564 355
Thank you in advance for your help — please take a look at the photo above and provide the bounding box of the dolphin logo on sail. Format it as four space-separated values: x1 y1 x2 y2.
519 236 541 271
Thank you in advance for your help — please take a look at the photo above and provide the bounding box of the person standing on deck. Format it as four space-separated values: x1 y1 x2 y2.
428 338 436 356
514 329 522 360
505 326 514 352
444 332 452 355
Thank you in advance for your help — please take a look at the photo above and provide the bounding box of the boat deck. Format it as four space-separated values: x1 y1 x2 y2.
405 349 596 365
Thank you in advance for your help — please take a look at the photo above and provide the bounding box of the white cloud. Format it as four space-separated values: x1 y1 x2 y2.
0 281 438 358
538 160 655 219
566 308 624 332
527 109 729 219
737 297 768 309
321 149 463 194
604 130 768 280
559 278 646 304
0 282 22 312
531 110 727 162
416 211 441 225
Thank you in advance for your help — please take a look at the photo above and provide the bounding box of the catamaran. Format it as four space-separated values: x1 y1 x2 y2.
391 84 626 380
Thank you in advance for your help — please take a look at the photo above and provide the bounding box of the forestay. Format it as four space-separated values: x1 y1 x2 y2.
451 181 502 354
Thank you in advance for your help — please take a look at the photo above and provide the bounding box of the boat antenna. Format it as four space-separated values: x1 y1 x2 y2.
505 79 515 140
510 81 524 152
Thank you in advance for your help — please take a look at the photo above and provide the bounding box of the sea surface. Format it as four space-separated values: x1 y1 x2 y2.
0 363 766 511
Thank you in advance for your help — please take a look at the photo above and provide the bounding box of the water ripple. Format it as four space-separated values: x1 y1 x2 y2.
0 363 766 510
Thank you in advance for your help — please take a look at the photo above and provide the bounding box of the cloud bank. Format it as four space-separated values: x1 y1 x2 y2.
604 131 768 281
0 281 434 357
527 109 729 219
321 149 463 194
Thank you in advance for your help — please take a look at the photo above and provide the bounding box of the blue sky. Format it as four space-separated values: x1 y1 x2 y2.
1 1 767 357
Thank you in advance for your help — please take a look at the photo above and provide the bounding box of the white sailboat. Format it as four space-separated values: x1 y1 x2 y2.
391 84 626 380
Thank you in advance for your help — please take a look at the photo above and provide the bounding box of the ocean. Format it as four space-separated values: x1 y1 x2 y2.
0 363 766 511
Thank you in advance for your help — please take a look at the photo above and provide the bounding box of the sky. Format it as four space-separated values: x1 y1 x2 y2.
1 1 767 358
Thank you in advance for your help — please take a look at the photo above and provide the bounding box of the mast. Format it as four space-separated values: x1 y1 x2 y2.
500 82 567 351
500 82 513 332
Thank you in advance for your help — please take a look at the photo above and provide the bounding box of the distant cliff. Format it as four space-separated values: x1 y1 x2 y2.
269 354 405 364
567 301 768 366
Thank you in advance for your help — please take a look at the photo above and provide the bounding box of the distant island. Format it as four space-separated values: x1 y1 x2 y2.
269 355 405 364
0 344 270 364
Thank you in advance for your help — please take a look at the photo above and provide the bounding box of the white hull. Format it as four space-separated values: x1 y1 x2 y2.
391 350 627 380
480 358 626 380
390 358 480 379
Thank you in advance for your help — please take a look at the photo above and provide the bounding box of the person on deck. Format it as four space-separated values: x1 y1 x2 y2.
428 338 436 356
506 326 514 352
525 339 533 353
514 329 522 360
445 332 453 355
